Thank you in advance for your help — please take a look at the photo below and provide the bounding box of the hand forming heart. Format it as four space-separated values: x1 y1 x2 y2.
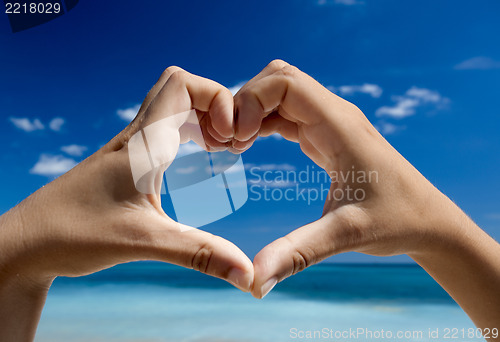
2 61 499 342
2 60 454 299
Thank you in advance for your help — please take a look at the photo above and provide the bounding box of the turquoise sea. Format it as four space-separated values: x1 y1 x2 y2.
35 263 481 342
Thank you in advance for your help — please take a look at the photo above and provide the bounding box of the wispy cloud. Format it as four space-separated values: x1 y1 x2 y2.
49 117 65 131
375 122 405 136
30 154 78 177
9 117 44 132
117 104 141 122
455 56 500 70
175 166 199 175
330 83 383 98
9 117 66 132
376 87 449 119
228 81 247 96
210 163 245 175
61 144 88 157
249 179 296 188
376 98 419 118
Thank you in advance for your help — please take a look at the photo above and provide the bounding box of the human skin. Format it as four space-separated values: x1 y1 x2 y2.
232 60 500 333
0 61 499 342
0 67 254 342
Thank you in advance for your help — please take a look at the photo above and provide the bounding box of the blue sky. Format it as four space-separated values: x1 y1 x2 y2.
1 0 499 263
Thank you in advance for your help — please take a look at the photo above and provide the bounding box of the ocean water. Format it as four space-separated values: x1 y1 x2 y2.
35 263 481 342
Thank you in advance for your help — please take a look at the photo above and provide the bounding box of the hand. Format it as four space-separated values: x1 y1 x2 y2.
1 66 254 299
13 68 252 288
233 59 444 287
233 60 500 331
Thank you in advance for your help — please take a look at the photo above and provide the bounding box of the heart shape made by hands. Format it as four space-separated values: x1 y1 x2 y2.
116 59 435 299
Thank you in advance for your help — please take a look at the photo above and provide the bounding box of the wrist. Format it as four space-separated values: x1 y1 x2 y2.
406 193 500 330
407 193 484 260
0 194 55 288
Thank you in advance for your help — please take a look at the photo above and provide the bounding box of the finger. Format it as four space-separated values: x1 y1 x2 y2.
135 215 254 292
136 66 184 119
251 213 342 298
234 59 291 96
260 112 332 169
233 65 311 142
147 70 234 142
198 113 230 150
234 62 353 143
231 112 300 154
232 60 298 142
114 66 184 148
231 132 259 151
259 113 299 143
230 112 299 154
207 120 231 143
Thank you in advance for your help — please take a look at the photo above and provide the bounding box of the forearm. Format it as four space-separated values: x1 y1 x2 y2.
409 201 500 334
0 271 52 342
0 203 53 342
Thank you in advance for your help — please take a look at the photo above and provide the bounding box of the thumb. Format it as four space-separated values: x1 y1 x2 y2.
251 213 341 298
137 215 254 292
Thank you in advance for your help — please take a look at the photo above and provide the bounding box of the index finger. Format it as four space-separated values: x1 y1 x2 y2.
233 61 353 142
147 70 234 139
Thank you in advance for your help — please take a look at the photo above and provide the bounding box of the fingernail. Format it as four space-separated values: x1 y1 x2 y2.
260 277 278 299
227 268 251 292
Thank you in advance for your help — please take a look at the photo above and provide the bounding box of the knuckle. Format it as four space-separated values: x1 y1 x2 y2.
220 86 234 99
348 102 363 115
268 59 290 71
237 87 256 104
162 65 183 77
291 247 315 275
277 64 300 79
282 236 317 275
166 69 188 84
191 244 214 274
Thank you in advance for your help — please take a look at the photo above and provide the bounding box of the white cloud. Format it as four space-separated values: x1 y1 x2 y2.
405 87 443 103
455 56 500 70
376 97 419 118
117 104 141 122
256 133 284 141
249 179 296 188
61 144 87 157
228 81 247 96
30 154 78 177
334 83 383 98
9 117 66 132
9 117 44 132
376 87 449 119
49 117 65 131
376 122 405 135
175 166 199 175
210 163 245 175
176 141 205 158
